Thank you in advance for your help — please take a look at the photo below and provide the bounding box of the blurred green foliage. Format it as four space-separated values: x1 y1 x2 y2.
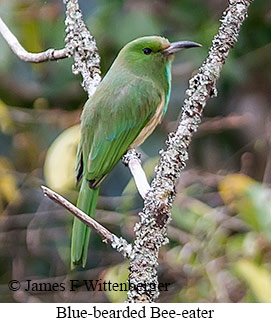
0 0 271 303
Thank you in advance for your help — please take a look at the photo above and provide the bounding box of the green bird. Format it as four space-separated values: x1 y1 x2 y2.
71 36 201 268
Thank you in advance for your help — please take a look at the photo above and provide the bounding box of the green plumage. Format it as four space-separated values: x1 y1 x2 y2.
71 179 99 268
71 36 200 268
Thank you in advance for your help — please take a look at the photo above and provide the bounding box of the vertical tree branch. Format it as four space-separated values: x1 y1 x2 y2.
127 0 254 303
63 0 101 96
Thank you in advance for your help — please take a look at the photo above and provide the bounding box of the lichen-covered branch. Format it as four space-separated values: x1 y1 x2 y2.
63 0 101 96
127 0 254 303
0 17 68 62
41 185 132 259
1 0 254 303
0 0 101 97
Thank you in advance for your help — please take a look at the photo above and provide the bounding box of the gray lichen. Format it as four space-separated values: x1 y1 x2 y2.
111 235 133 259
121 149 142 166
63 0 101 96
61 0 253 304
127 0 253 303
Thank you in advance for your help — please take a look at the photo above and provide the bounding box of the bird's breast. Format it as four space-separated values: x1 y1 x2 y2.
130 95 165 148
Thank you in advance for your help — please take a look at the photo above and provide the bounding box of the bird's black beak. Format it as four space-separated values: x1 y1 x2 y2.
161 41 202 56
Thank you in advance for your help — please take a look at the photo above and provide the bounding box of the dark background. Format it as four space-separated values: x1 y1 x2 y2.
0 0 271 302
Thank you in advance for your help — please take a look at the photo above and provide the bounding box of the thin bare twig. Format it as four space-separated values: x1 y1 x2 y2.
122 149 150 199
0 4 145 197
1 0 254 304
41 185 132 259
0 17 68 63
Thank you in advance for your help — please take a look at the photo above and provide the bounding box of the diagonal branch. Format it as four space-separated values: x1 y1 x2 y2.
41 185 132 259
127 0 254 303
0 17 68 62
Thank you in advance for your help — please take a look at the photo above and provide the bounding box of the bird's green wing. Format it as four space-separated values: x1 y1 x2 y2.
77 76 163 187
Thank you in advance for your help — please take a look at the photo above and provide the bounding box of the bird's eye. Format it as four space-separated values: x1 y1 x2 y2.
142 48 152 55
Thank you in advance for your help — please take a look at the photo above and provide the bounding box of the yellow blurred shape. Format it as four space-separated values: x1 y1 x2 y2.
103 262 129 303
0 157 21 212
236 259 271 302
33 97 49 110
0 99 13 134
218 174 255 209
44 125 80 192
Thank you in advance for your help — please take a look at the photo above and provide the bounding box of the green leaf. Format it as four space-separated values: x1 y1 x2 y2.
246 184 271 239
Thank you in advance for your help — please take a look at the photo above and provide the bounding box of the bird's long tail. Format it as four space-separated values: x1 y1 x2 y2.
71 177 99 269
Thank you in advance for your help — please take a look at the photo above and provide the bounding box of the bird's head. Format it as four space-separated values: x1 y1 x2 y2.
116 36 201 78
